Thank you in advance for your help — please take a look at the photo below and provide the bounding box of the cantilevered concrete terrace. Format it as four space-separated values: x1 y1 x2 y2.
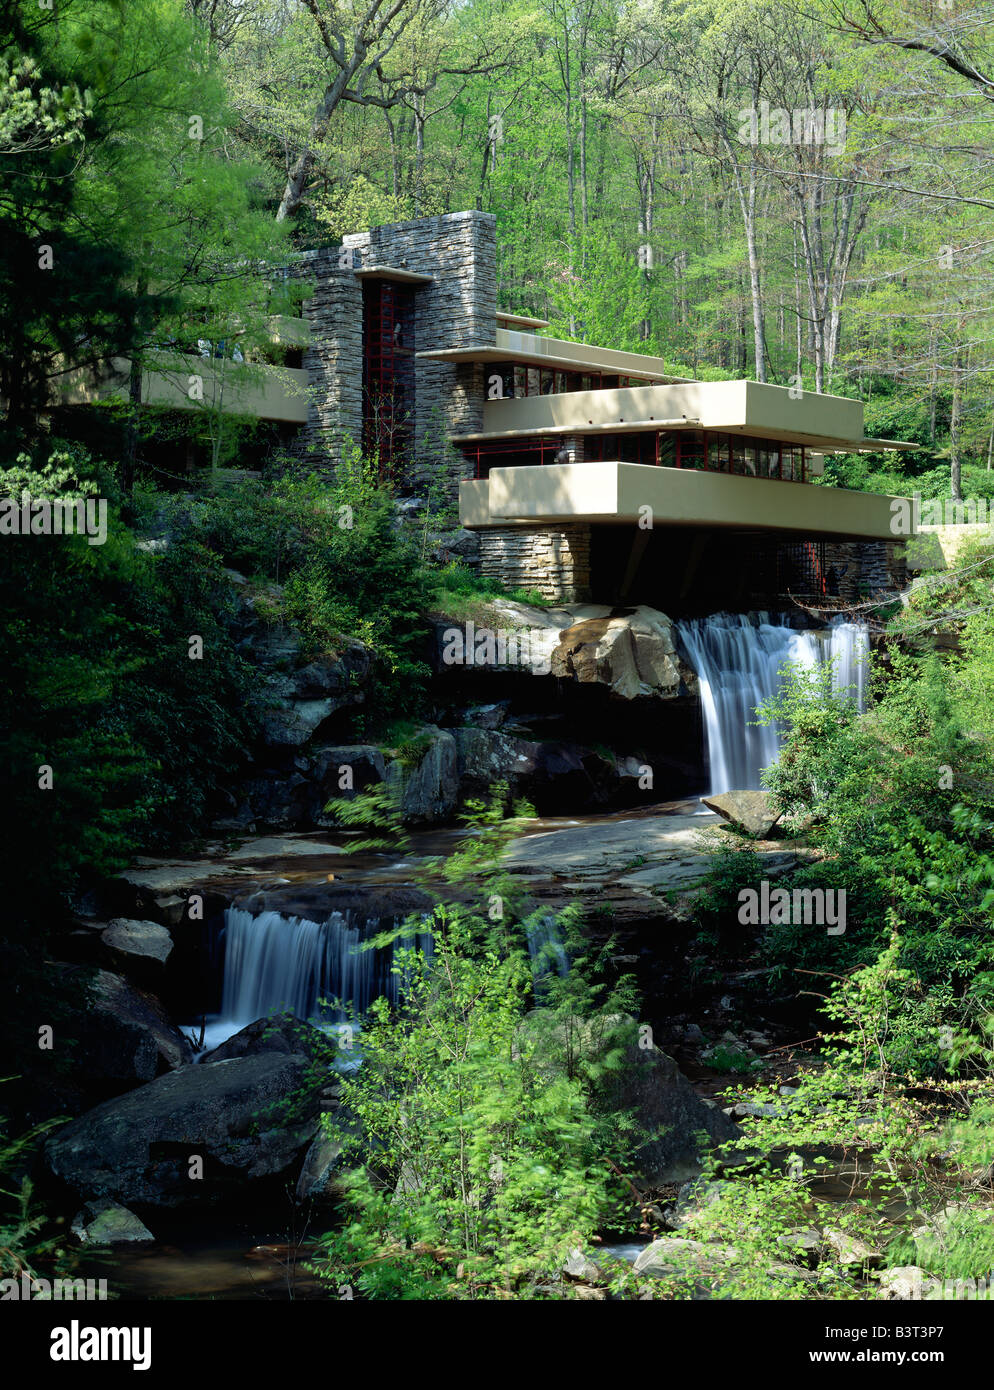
454 373 916 541
460 462 901 541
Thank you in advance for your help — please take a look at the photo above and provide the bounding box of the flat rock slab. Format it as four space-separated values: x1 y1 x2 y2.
118 836 345 900
224 836 345 861
502 810 805 922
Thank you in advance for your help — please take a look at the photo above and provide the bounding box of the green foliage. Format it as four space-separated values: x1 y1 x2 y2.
754 648 994 1037
306 790 635 1299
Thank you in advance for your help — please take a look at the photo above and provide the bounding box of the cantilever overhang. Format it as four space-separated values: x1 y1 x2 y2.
452 379 918 454
417 327 691 384
460 462 909 542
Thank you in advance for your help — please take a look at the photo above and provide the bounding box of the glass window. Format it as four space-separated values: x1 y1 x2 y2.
679 430 707 470
731 439 746 475
658 432 677 468
708 435 728 472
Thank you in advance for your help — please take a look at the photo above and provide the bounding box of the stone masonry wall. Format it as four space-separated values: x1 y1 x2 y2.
822 540 906 598
292 247 363 468
342 211 496 499
478 525 592 603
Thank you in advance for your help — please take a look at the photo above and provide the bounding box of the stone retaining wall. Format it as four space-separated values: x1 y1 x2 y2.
478 525 592 602
822 540 906 598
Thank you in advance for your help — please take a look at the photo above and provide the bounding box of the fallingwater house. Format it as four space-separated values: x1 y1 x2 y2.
67 210 916 611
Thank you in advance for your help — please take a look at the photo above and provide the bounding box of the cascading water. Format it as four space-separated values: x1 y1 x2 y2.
204 907 431 1050
203 905 570 1049
525 916 569 990
676 612 868 795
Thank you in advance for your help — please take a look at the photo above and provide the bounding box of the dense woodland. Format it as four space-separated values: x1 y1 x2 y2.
6 0 994 1314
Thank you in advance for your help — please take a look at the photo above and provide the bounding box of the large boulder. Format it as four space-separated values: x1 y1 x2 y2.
201 1013 330 1065
45 1053 317 1207
100 919 173 975
550 606 689 700
64 969 193 1087
519 1011 742 1185
387 726 459 824
599 1037 743 1185
702 790 781 839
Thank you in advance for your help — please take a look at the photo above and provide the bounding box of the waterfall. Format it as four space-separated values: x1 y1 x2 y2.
525 916 569 986
676 612 868 795
209 907 431 1049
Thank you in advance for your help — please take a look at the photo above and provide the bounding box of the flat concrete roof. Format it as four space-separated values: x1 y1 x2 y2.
458 379 916 454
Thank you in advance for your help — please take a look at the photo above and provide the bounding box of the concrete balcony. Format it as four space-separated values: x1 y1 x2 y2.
460 461 908 541
462 379 888 451
61 352 311 424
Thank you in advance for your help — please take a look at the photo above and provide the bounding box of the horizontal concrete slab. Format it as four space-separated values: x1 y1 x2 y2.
460 462 910 541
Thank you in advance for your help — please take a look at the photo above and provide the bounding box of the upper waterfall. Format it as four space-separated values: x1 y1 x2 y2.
676 612 868 795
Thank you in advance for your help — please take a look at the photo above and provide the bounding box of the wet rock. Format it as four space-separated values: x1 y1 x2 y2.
633 1236 741 1278
201 1013 330 1065
46 1054 316 1207
71 1199 154 1246
702 790 781 839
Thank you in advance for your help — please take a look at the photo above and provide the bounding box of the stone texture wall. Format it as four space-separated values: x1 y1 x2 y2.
478 525 592 602
822 540 906 598
292 248 363 468
353 212 495 496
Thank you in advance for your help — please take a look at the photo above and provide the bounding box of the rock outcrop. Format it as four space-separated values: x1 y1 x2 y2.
46 1053 317 1207
702 790 782 839
429 600 697 700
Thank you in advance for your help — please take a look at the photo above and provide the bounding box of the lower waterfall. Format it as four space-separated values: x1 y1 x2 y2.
676 612 868 795
204 906 570 1049
206 907 429 1049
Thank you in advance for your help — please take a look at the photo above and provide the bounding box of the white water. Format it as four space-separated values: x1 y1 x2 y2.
202 906 568 1050
676 612 868 795
201 907 429 1050
525 916 569 988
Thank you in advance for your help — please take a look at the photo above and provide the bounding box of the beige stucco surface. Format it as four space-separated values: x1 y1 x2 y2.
464 379 866 450
460 461 907 540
